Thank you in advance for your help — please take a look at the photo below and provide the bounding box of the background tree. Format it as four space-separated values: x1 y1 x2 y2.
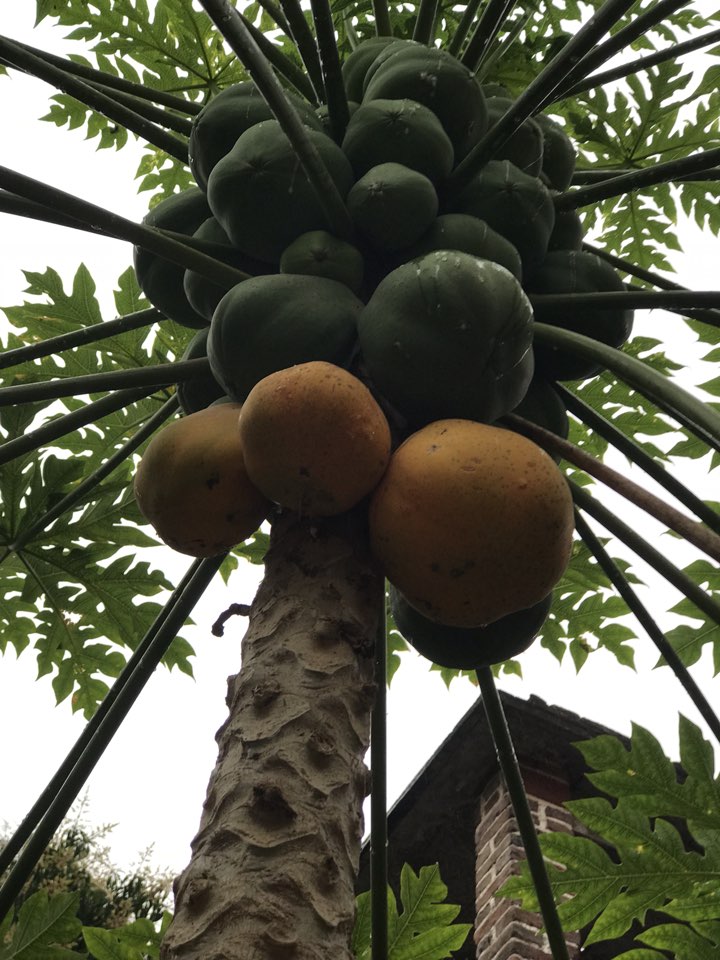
0 0 719 959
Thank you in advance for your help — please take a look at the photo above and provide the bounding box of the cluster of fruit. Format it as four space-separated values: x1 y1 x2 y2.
133 38 627 667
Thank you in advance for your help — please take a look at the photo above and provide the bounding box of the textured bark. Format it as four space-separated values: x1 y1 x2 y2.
161 511 382 960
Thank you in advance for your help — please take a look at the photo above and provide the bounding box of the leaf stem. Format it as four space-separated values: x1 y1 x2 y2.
503 413 720 564
557 385 720 536
310 0 350 142
2 38 203 114
569 481 720 629
7 396 179 556
475 669 571 960
573 167 720 184
255 0 294 38
81 76 193 136
276 0 326 99
0 309 163 373
558 26 720 100
446 0 485 58
199 0 354 240
583 241 720 329
371 0 393 37
531 289 720 311
0 555 225 919
446 0 637 194
0 386 158 468
0 358 209 407
548 0 690 104
460 0 517 73
573 511 720 746
555 146 720 210
238 8 320 103
532 322 720 454
0 165 249 288
371 592 388 960
0 36 189 164
412 0 440 44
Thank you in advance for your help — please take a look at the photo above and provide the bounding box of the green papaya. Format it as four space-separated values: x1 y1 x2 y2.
177 327 227 415
360 39 423 96
480 82 511 99
358 250 534 426
183 217 270 322
535 113 576 191
547 205 584 252
315 100 359 139
363 46 488 160
484 96 544 177
390 586 552 669
133 188 211 329
526 250 633 381
347 162 438 254
207 120 354 263
207 274 362 401
509 376 569 458
189 82 323 190
404 213 522 280
341 36 406 102
447 159 555 271
341 99 454 182
279 231 364 295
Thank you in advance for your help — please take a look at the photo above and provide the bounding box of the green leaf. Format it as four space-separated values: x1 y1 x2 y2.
83 918 162 960
0 892 81 960
353 864 471 960
500 717 720 945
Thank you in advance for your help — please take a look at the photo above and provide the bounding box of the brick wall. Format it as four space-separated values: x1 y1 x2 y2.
473 772 581 960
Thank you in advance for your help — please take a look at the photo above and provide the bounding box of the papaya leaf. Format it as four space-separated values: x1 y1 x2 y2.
83 917 162 960
0 891 81 960
633 921 720 959
353 864 471 960
499 717 720 946
0 266 197 712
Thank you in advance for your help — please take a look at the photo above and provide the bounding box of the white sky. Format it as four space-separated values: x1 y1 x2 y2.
0 7 718 881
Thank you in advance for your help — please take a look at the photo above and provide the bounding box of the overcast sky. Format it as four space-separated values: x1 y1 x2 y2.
0 8 718 879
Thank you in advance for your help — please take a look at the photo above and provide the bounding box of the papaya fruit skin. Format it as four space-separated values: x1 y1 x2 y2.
363 46 488 160
207 120 354 263
535 113 576 191
403 213 522 280
341 36 409 102
369 419 574 627
347 162 439 254
447 160 555 271
484 96 545 177
182 217 270 322
360 39 423 97
526 250 633 380
509 376 569 461
238 361 391 517
390 586 552 669
208 274 363 402
176 327 227 415
547 205 584 252
133 404 270 557
189 82 323 190
133 188 211 329
358 251 534 426
341 99 454 182
279 230 365 295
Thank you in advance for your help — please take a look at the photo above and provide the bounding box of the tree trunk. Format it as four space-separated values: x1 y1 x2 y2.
161 510 383 960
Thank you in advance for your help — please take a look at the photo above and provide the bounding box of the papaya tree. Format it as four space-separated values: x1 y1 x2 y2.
0 1 720 959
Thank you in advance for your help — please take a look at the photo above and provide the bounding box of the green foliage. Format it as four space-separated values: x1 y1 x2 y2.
0 891 81 960
83 914 170 960
0 266 195 715
499 716 720 950
353 863 471 960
